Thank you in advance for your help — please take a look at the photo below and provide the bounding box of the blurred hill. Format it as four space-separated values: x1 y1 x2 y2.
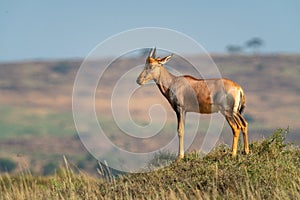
0 54 299 175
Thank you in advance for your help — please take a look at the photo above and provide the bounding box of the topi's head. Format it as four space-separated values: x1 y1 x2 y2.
136 48 173 85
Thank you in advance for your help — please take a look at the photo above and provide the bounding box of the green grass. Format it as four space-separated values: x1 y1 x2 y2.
0 106 76 139
1 128 300 199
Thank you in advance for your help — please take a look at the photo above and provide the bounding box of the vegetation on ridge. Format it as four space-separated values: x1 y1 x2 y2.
1 128 299 199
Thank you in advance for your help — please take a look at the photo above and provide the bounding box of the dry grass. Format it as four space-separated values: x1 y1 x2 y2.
1 129 300 200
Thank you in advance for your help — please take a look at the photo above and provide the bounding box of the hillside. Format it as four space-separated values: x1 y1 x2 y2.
0 54 300 175
1 130 300 199
1 54 299 130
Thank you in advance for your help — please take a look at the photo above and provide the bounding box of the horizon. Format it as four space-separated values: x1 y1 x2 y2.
1 52 297 64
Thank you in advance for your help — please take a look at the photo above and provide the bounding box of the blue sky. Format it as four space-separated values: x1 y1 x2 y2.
1 1 300 61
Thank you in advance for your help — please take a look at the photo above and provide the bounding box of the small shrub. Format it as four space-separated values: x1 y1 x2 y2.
256 128 289 157
244 113 255 123
256 63 265 71
76 160 86 169
148 151 177 169
51 62 71 74
43 162 58 175
0 158 17 173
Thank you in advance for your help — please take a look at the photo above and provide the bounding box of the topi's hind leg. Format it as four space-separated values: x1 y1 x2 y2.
238 113 249 154
229 120 241 157
233 113 243 129
222 111 241 157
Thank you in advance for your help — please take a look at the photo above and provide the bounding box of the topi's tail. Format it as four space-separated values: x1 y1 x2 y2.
239 89 246 114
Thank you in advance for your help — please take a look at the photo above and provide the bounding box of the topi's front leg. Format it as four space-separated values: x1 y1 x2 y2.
176 109 186 160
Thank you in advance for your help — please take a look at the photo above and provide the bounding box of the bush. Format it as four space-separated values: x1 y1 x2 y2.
43 162 58 175
0 158 17 173
51 62 71 74
76 160 86 169
244 113 255 123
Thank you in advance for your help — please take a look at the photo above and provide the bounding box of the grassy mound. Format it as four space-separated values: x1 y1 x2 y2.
1 129 300 199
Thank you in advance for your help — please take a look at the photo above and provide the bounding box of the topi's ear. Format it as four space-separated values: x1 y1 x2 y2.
158 54 173 64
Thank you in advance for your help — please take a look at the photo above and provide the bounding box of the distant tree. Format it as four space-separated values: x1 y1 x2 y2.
244 113 255 123
43 162 58 175
0 158 17 173
245 37 264 53
76 160 86 169
52 62 71 75
226 45 243 54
